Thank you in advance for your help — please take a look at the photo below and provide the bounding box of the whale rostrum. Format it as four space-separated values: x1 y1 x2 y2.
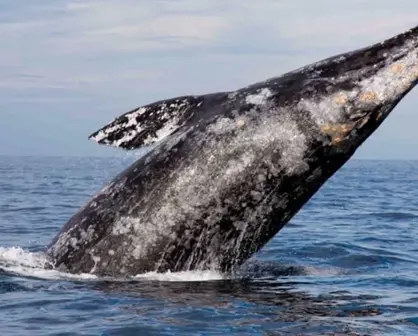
48 25 418 276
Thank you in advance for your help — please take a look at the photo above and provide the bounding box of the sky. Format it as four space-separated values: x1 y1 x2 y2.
1 0 418 159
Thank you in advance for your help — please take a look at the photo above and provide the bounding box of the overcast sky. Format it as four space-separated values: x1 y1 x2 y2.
1 0 418 158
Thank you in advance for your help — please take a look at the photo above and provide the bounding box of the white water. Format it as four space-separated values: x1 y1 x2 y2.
0 246 343 282
0 246 226 282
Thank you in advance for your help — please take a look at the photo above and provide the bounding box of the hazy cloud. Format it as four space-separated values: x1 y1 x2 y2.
1 0 418 157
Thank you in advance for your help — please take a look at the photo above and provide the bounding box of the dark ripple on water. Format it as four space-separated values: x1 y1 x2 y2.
1 157 418 335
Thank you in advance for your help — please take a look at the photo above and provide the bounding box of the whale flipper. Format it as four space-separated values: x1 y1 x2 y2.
88 95 204 149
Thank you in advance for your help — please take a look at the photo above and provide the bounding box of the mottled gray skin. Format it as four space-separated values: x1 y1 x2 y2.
48 26 418 276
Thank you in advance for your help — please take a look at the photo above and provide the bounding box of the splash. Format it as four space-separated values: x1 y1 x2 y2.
0 246 97 280
134 270 226 282
0 246 225 282
0 246 345 284
0 246 49 269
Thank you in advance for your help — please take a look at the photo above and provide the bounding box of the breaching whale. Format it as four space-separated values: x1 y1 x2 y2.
47 25 418 276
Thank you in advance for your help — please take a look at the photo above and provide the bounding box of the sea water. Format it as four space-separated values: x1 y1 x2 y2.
1 156 418 335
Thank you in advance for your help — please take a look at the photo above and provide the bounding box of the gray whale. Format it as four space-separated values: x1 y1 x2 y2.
48 25 418 276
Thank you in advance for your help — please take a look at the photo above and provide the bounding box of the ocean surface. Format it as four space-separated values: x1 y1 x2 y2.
1 156 418 335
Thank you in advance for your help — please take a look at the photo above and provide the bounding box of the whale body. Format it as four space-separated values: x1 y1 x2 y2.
47 25 418 276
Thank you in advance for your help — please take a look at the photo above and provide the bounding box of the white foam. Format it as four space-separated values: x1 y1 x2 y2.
0 246 98 280
0 246 49 269
0 246 225 282
134 270 226 282
302 265 345 277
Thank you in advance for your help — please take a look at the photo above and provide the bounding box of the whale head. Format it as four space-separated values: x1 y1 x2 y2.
283 26 418 156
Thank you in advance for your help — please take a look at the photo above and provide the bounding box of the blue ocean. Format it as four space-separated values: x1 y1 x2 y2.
1 156 418 335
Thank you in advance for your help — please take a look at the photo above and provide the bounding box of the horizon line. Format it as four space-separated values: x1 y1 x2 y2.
1 154 418 161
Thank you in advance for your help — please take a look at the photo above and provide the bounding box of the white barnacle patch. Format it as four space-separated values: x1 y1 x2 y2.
227 91 238 99
245 88 273 105
49 221 100 258
90 97 197 149
276 121 309 175
111 216 167 261
79 225 95 244
69 237 79 249
207 117 239 135
112 217 134 235
92 107 148 144
89 253 101 274
126 108 147 126
115 127 143 147
300 38 418 130
49 230 72 255
143 118 178 146
223 151 256 179
357 45 418 104
236 118 246 128
297 94 347 128
130 108 311 270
